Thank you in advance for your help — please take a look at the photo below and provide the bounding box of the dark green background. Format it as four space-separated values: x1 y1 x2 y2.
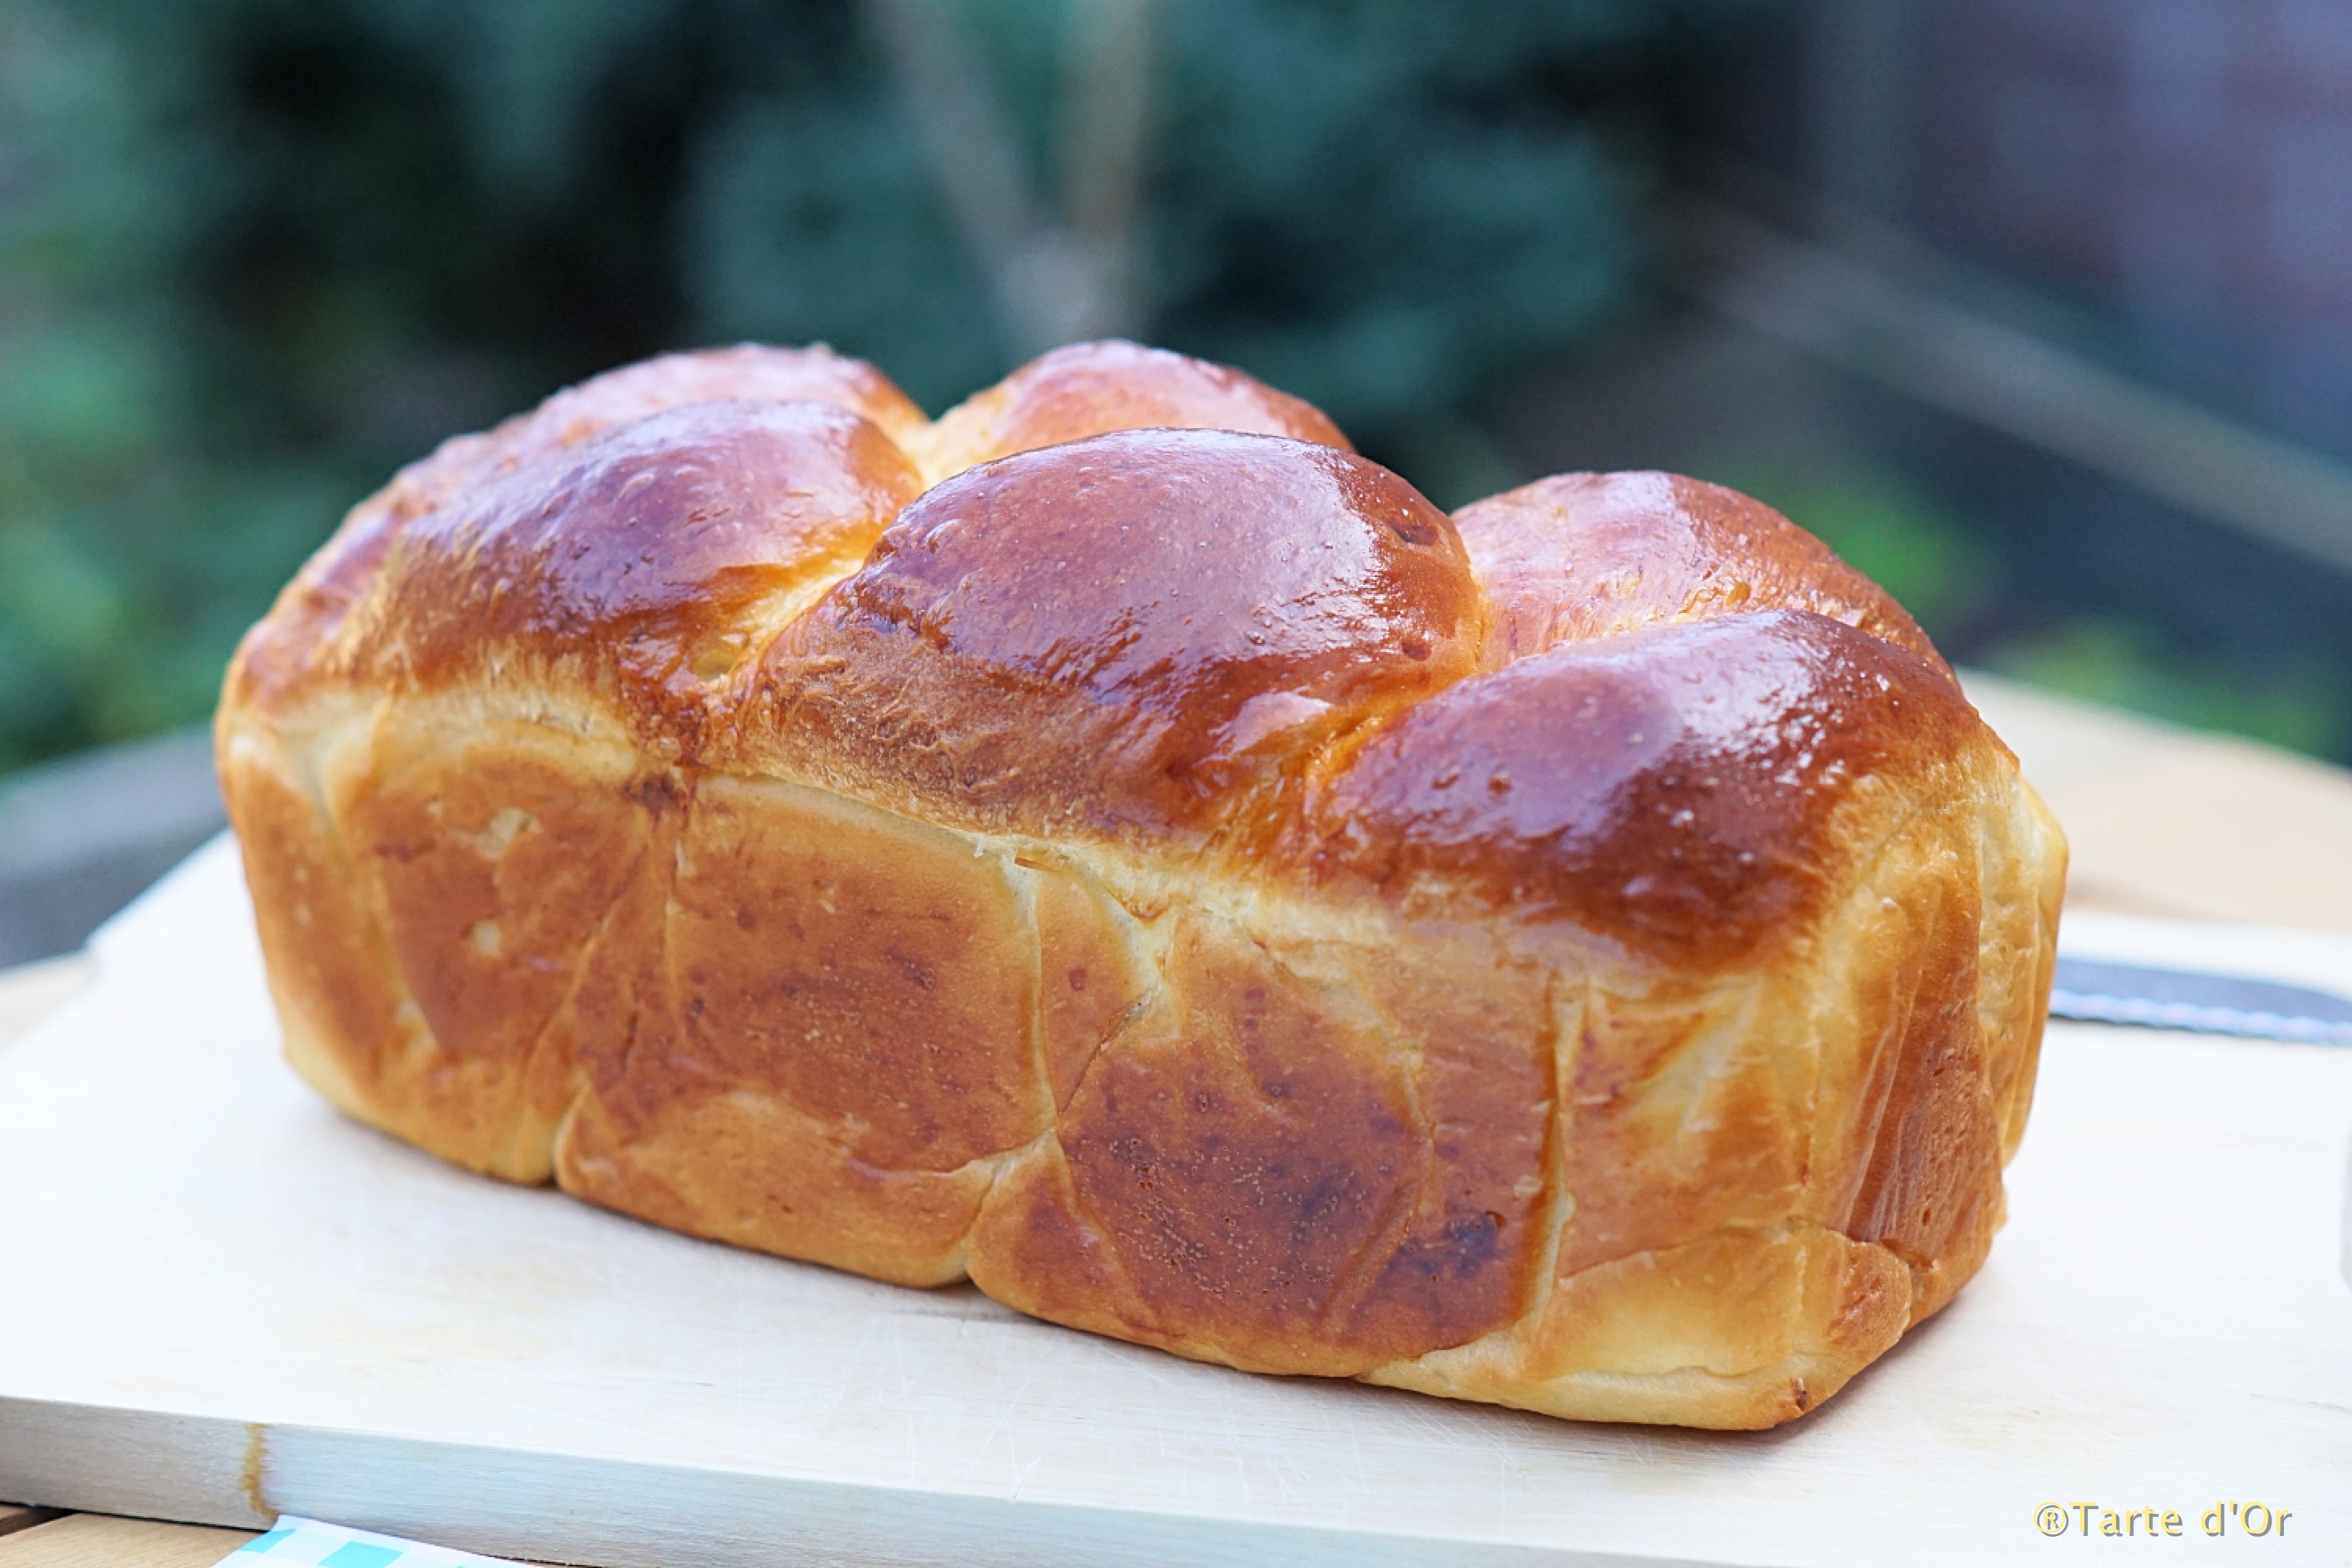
2 0 2343 775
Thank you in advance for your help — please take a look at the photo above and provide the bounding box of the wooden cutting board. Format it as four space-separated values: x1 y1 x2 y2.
4 840 2347 1568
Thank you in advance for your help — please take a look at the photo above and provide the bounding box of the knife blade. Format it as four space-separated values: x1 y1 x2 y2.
2050 957 2352 1045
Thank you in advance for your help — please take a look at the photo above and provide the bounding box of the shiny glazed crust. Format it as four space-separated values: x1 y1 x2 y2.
216 339 2066 1430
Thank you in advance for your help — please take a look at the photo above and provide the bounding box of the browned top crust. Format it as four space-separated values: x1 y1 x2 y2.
923 339 1353 474
1457 470 1945 673
216 337 2065 1433
1299 610 1979 969
494 340 934 457
757 428 1477 847
226 343 923 713
351 400 922 754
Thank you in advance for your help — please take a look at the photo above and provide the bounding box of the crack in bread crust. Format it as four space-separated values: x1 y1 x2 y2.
217 339 2064 1430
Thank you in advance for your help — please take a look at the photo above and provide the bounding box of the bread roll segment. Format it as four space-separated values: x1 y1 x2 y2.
217 339 2065 1429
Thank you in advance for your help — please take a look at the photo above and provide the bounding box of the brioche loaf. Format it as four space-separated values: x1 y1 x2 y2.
216 340 2065 1429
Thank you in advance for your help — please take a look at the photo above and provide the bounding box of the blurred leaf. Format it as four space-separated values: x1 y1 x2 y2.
0 519 127 659
1991 617 2350 759
681 93 1002 411
0 326 167 472
1731 464 1994 635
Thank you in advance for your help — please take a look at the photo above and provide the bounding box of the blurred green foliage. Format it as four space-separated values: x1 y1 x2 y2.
0 0 1769 772
1729 463 1994 637
1739 460 2350 759
1989 618 2350 760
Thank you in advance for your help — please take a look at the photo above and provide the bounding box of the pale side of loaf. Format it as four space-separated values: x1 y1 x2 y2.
215 339 2065 1430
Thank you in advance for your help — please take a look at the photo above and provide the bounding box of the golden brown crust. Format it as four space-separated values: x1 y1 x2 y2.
918 339 1352 481
1297 610 1981 969
217 339 2065 1430
348 399 922 760
227 345 926 716
968 904 1554 1376
1456 470 1947 673
753 428 1478 847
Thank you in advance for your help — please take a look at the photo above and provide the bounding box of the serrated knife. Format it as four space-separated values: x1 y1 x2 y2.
2050 957 2352 1045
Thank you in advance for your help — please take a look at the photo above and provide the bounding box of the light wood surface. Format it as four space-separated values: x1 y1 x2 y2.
4 683 2349 1567
1961 671 2352 931
0 1512 61 1544
4 837 2348 1567
0 1517 255 1568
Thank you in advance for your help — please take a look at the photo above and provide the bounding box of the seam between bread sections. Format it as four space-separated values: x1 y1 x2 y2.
531 858 649 1185
1519 967 1579 1345
457 756 670 1183
238 690 448 1136
1290 939 1442 1348
956 827 1162 1308
1354 967 1575 1394
1980 775 2064 1165
1800 771 2015 1325
1016 841 1169 1122
711 544 887 703
1806 801 1923 1245
946 844 1054 1279
1003 846 1054 1151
